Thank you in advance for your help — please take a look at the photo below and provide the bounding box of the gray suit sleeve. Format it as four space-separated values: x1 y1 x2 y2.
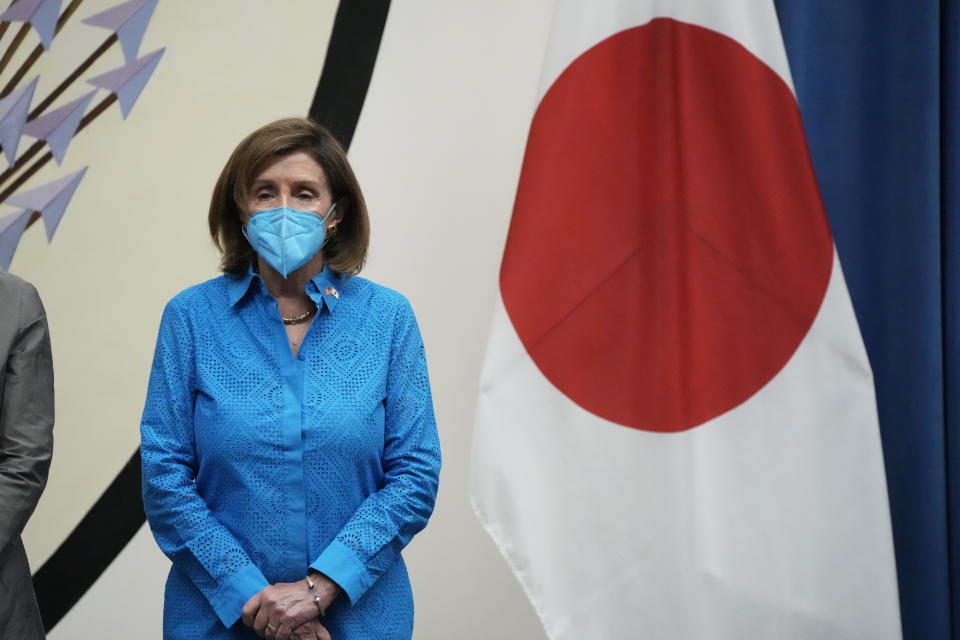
0 281 54 552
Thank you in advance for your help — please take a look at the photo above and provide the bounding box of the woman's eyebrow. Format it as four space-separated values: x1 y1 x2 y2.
249 178 327 192
291 179 326 189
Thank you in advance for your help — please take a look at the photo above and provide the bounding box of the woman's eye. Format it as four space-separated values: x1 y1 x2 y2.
256 192 273 200
296 191 315 199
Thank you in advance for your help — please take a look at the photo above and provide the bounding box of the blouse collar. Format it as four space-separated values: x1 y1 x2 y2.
227 262 343 314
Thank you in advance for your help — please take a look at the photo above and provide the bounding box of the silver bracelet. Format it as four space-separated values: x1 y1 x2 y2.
313 594 326 617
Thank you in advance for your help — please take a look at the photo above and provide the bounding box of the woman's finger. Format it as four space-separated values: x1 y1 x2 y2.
242 590 263 627
253 606 271 637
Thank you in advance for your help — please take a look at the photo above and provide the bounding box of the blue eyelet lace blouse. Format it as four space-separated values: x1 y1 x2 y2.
140 265 441 639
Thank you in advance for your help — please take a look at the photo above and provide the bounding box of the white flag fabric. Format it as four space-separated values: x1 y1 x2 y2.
470 1 902 639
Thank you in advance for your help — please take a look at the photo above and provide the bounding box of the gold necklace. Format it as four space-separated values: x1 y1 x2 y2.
281 304 317 325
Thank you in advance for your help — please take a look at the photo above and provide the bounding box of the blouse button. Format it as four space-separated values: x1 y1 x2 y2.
297 353 306 361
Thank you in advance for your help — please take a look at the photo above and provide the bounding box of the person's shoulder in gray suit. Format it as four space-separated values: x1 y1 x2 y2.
0 270 54 640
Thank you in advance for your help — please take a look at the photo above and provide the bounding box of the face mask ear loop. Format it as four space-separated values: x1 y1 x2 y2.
322 201 338 224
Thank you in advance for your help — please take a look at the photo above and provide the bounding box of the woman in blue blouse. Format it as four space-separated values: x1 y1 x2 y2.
140 118 441 640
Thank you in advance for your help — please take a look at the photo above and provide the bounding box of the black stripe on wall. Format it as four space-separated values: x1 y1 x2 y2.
33 451 145 632
32 1 392 631
309 0 392 148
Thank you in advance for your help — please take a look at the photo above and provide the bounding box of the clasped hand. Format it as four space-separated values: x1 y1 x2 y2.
242 573 339 640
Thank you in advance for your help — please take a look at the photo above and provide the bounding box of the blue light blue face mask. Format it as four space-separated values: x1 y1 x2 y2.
243 203 337 278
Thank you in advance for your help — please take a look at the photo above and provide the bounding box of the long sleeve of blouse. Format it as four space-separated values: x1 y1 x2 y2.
140 269 441 637
309 293 440 602
140 300 270 628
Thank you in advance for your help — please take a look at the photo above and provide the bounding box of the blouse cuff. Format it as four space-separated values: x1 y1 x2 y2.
210 563 270 629
310 539 374 605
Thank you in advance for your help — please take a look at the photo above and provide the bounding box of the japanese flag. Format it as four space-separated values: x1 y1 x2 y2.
470 1 902 638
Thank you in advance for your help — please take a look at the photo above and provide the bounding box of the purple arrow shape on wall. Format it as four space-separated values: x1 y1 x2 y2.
0 0 63 50
6 166 87 241
24 90 96 165
82 0 158 64
0 77 38 165
0 209 30 270
87 48 164 119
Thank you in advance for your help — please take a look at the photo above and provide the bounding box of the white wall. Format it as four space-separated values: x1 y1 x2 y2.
11 1 556 638
352 3 554 637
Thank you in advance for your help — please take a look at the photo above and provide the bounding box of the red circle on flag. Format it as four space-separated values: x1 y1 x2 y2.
500 18 834 432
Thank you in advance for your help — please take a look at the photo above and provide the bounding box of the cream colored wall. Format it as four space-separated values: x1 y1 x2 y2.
12 1 554 638
351 3 553 638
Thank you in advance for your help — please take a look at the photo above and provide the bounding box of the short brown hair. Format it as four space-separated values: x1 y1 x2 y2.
209 118 370 275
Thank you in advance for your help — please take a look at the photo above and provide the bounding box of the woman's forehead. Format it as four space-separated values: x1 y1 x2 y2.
256 151 325 179
252 151 327 185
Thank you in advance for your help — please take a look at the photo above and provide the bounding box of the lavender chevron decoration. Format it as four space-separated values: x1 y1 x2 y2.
87 48 164 118
0 0 165 270
82 0 159 63
0 77 38 165
0 210 30 270
0 0 63 50
6 167 88 241
24 91 96 165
